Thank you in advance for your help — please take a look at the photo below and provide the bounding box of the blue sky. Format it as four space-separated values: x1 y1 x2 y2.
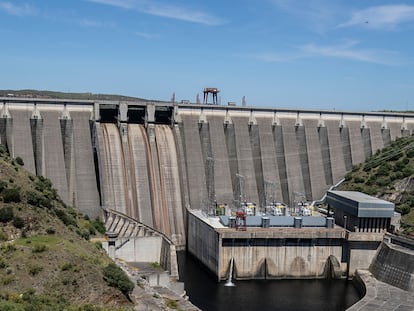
1 0 414 111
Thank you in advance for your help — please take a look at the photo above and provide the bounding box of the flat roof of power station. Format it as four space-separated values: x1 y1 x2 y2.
189 210 334 229
326 190 395 218
219 215 328 227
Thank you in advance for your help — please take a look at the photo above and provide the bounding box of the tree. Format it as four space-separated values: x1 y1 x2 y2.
15 156 24 166
103 263 134 297
0 207 14 223
2 188 21 203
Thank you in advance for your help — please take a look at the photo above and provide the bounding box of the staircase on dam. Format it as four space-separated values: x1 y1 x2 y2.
103 208 179 279
1 98 413 250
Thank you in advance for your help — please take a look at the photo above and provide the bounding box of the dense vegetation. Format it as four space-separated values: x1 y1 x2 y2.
340 134 414 235
0 144 134 310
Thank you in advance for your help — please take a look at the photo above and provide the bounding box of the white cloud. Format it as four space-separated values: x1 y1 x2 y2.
0 1 36 16
270 0 342 33
79 18 103 27
300 40 401 65
88 0 134 9
87 0 224 25
247 52 300 63
338 4 414 29
135 31 158 39
249 40 402 66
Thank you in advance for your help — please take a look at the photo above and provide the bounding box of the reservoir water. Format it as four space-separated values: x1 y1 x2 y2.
178 252 363 311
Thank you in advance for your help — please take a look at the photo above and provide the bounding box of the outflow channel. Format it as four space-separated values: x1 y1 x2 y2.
178 251 362 311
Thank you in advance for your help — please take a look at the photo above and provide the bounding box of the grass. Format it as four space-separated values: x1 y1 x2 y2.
16 235 60 248
165 298 178 309
0 146 132 309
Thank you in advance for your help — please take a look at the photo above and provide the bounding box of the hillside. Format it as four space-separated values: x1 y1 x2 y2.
0 145 134 310
0 89 147 102
339 135 414 236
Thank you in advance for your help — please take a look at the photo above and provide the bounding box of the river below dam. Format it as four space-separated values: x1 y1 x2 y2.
177 252 363 311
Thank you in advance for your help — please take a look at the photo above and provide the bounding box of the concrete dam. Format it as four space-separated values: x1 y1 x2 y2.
1 97 413 251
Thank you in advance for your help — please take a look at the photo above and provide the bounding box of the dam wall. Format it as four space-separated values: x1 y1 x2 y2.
178 106 414 210
1 98 414 248
0 101 100 218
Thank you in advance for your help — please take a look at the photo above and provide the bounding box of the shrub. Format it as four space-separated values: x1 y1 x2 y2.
402 157 410 165
0 144 7 154
46 227 56 235
398 203 411 215
12 216 25 229
0 180 7 193
365 178 374 186
353 175 365 183
0 230 8 241
2 188 21 203
103 263 134 296
26 191 41 206
32 244 48 253
408 195 414 207
390 171 404 181
0 258 7 269
28 264 43 276
151 262 161 269
94 241 102 249
26 190 53 209
21 288 35 302
407 148 414 158
166 299 178 309
91 219 106 235
43 188 58 201
15 156 24 166
351 164 360 172
376 177 391 187
0 207 14 223
364 187 378 196
402 167 413 177
61 262 74 271
55 209 77 227
1 276 15 286
88 225 96 236
2 243 16 253
393 160 406 171
376 163 391 176
76 229 90 240
34 176 57 200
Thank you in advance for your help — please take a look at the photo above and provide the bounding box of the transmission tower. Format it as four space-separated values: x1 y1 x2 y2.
206 157 215 215
235 173 245 209
264 180 276 206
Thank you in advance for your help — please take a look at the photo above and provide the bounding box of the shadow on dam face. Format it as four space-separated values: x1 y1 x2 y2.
99 106 118 123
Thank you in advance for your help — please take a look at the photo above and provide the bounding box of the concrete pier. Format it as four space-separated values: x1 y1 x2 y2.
347 270 414 311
